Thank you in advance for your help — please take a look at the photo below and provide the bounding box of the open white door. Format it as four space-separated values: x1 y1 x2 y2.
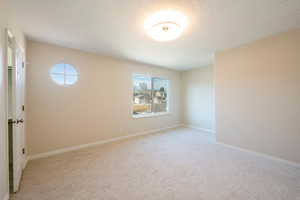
13 47 25 192
8 31 25 193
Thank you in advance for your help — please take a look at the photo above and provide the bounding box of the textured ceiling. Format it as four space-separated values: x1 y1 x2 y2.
9 0 300 70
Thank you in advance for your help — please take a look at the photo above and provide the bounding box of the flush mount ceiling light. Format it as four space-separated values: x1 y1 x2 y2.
144 10 188 42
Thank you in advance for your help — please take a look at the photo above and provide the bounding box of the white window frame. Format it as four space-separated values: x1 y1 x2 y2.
50 63 79 86
132 73 170 118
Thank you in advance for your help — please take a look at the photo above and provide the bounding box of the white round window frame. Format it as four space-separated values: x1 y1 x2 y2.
50 63 79 86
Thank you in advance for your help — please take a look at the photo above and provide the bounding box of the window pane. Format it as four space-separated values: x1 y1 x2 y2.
50 63 78 86
152 78 168 113
51 63 65 74
65 75 78 85
51 74 64 85
133 75 152 115
65 64 78 75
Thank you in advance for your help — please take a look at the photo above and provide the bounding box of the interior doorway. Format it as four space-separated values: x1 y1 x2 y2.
6 30 26 193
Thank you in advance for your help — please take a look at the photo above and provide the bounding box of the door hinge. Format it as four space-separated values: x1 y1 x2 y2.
22 62 25 68
22 148 25 154
22 105 25 111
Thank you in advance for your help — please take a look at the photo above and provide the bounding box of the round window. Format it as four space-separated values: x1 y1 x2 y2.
50 63 78 85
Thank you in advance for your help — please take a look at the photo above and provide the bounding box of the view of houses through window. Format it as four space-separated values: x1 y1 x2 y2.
133 75 169 116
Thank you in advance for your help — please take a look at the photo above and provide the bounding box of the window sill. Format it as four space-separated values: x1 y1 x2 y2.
133 112 170 119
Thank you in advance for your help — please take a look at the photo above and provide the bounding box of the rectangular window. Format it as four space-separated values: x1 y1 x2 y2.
133 74 169 117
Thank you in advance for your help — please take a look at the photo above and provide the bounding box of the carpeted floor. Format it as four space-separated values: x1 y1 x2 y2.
11 128 300 200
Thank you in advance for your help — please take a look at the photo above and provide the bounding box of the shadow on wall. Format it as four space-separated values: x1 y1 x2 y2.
181 65 215 132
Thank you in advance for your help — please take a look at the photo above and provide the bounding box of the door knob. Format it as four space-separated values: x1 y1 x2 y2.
17 119 24 124
8 120 17 124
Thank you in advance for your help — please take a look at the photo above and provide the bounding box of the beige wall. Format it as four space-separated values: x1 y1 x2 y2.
182 66 214 131
215 29 300 164
26 40 182 156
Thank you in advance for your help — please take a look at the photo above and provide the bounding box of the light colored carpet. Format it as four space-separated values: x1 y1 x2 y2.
12 128 300 200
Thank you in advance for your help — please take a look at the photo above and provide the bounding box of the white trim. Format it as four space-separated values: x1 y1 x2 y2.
3 193 9 200
184 124 215 134
22 156 28 169
28 124 184 161
133 112 169 119
216 142 300 169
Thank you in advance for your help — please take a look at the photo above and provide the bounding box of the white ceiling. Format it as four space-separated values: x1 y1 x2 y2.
9 0 300 70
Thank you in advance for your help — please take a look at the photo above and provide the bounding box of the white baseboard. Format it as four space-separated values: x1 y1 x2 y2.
216 142 300 169
3 193 9 200
184 124 215 134
28 124 184 161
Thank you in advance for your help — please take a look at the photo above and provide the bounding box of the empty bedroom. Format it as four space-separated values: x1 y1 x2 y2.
0 0 300 199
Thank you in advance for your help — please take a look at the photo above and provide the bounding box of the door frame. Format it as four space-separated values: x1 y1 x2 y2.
5 28 26 193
